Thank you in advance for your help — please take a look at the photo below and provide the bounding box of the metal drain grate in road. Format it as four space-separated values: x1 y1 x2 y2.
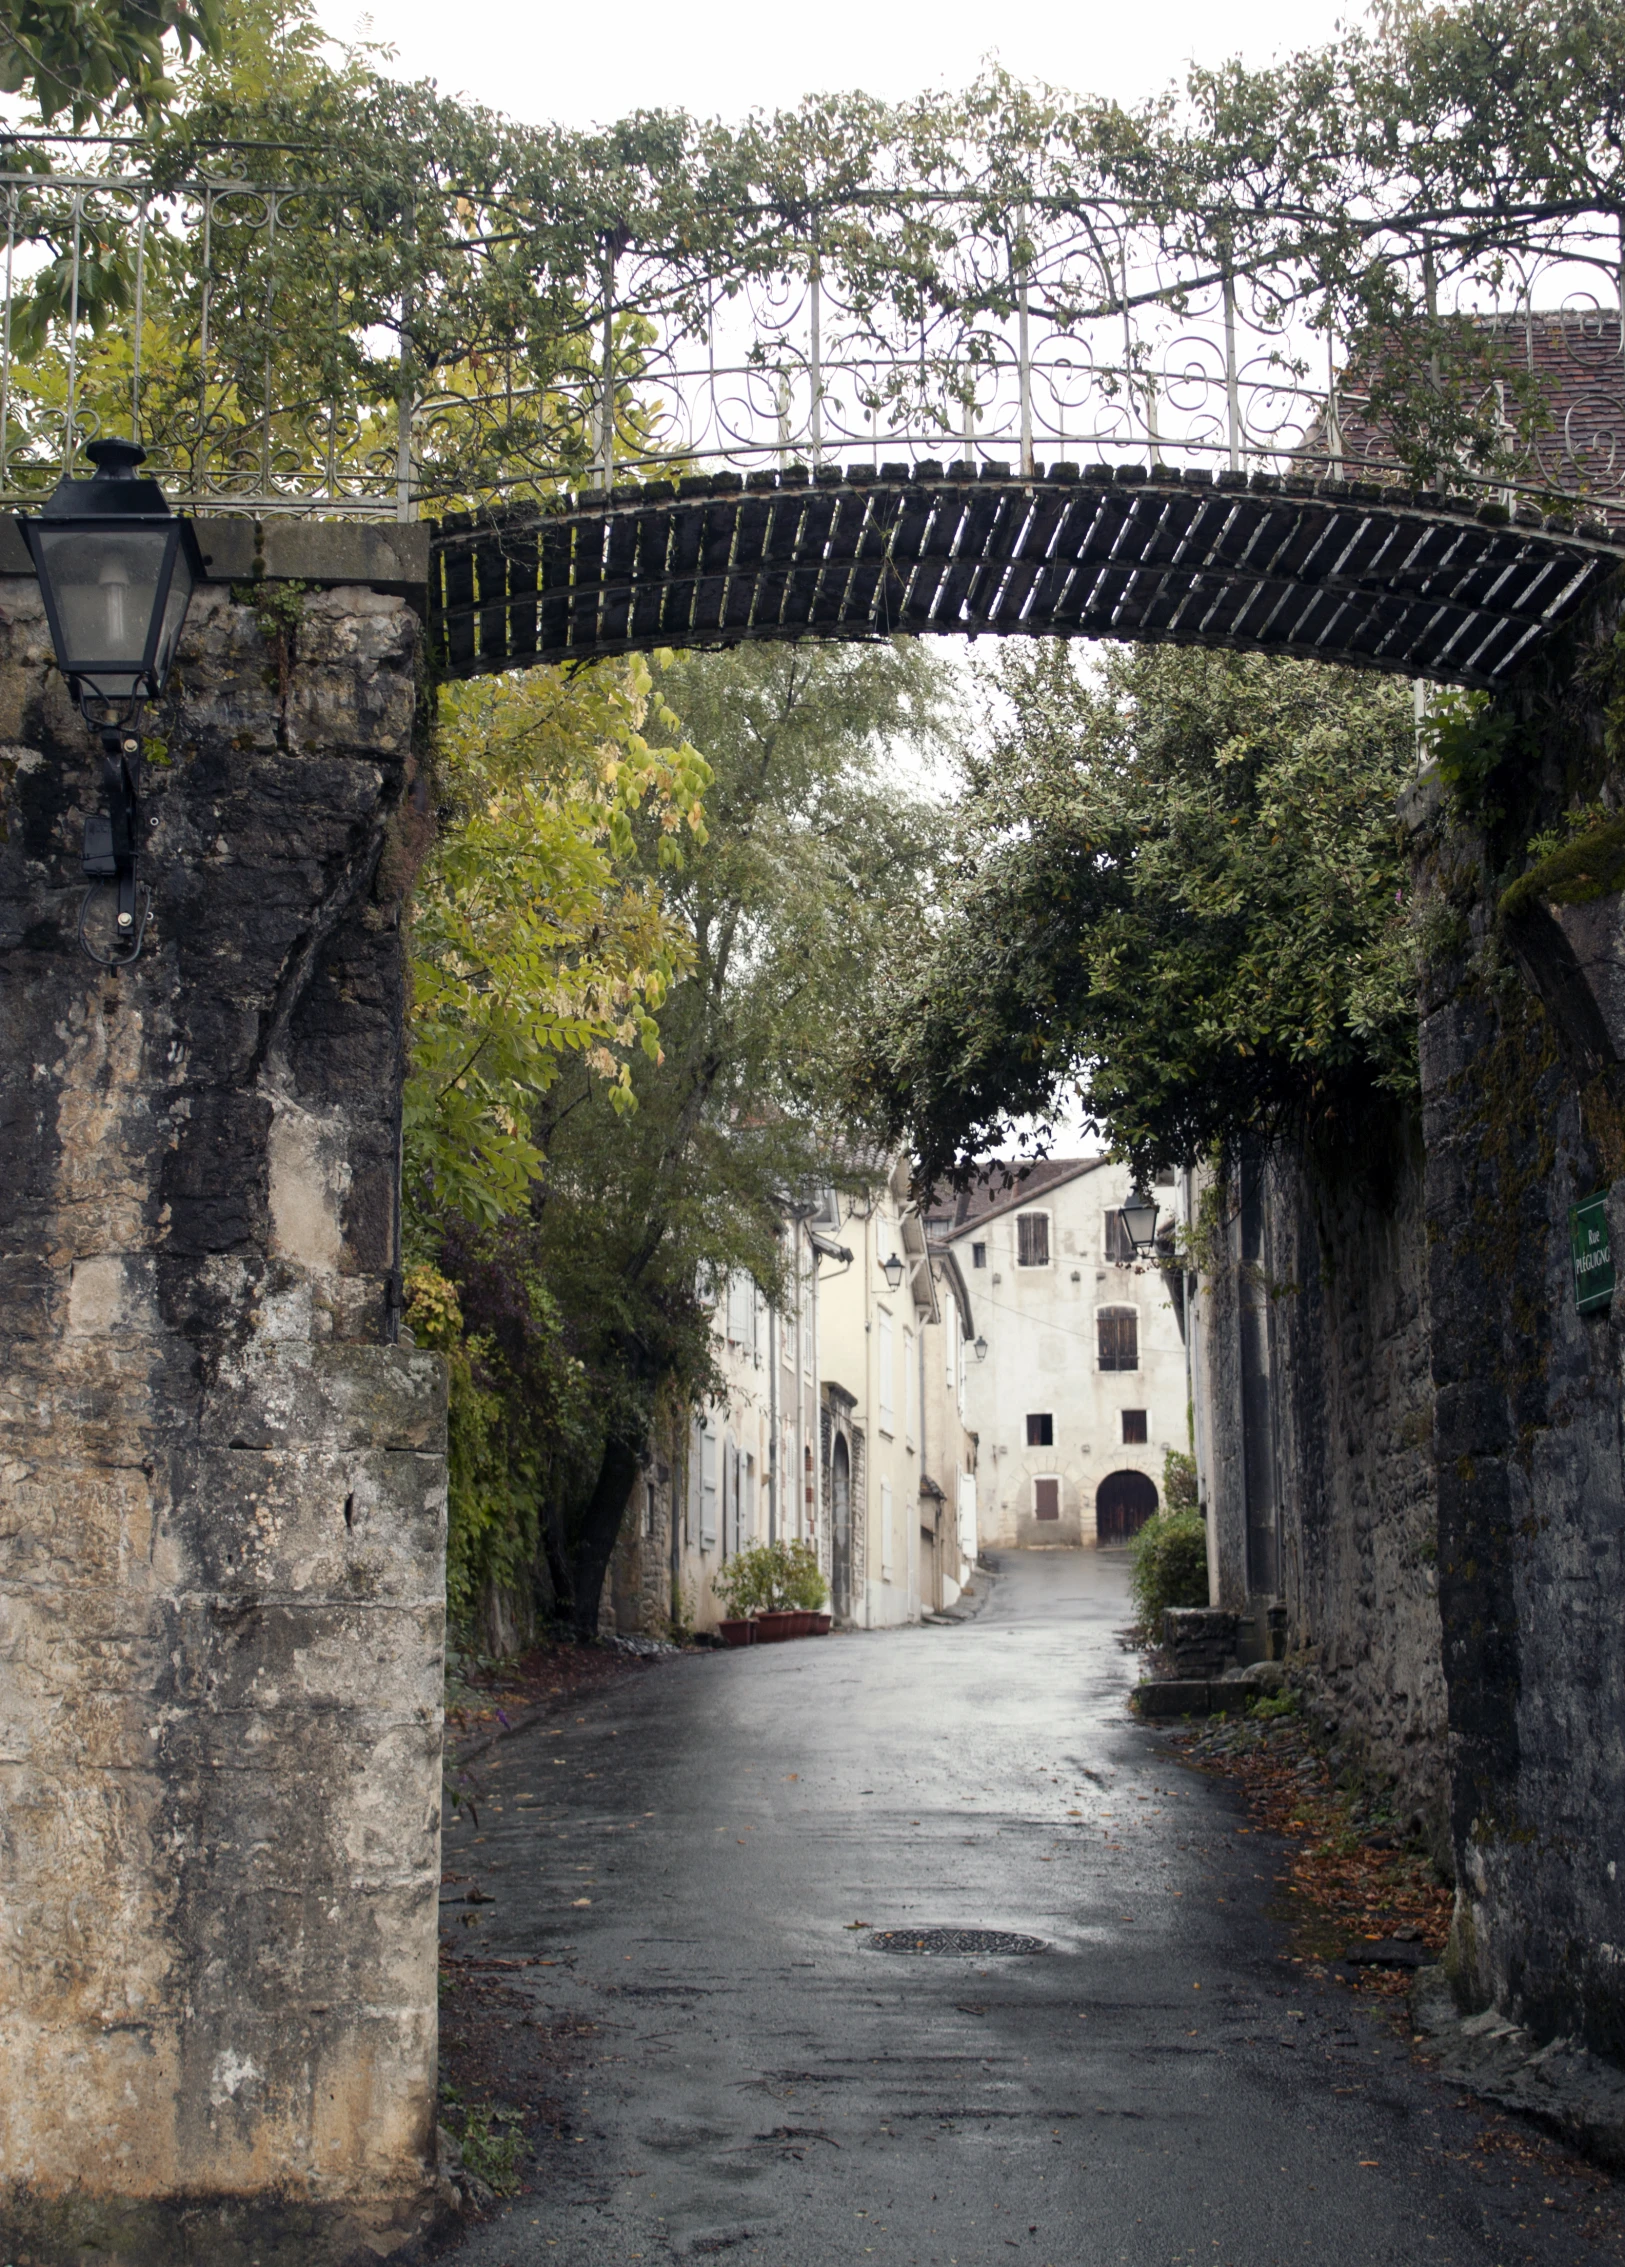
865 1928 1046 1956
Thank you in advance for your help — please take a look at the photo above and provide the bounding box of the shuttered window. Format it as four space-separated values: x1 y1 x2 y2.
1121 1409 1148 1444
1104 1209 1134 1263
1034 1477 1060 1521
699 1425 719 1545
1098 1306 1139 1371
1016 1211 1051 1267
877 1311 895 1433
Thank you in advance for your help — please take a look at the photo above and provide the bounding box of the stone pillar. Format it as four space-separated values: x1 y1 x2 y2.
0 521 448 2260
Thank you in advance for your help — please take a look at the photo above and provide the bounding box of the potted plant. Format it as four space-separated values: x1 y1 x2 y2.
712 1541 831 1641
712 1543 779 1643
778 1540 830 1635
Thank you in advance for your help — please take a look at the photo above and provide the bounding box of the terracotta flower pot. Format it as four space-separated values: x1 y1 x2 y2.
807 1611 832 1635
718 1618 756 1647
755 1610 798 1643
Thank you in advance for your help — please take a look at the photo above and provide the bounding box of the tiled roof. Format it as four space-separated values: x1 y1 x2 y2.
924 1156 1108 1240
1328 311 1625 529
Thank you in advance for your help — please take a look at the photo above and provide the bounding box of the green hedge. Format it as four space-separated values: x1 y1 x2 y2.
1129 1510 1209 1634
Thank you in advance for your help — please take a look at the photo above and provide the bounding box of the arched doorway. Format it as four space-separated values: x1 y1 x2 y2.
831 1436 852 1620
1096 1469 1158 1544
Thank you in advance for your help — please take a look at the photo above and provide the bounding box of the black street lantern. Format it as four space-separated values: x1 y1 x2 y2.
880 1250 905 1292
22 438 203 965
973 1333 988 1362
1118 1189 1160 1257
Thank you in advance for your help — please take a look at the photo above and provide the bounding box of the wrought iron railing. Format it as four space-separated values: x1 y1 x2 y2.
1 138 1620 522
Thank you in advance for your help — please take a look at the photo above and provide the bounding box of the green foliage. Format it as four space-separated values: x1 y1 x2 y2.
1129 1510 1211 1634
712 1539 828 1618
16 0 1625 508
406 659 709 1231
863 643 1418 1184
438 2089 524 2199
1251 1687 1300 1720
1424 690 1529 823
1162 1448 1199 1513
0 0 218 127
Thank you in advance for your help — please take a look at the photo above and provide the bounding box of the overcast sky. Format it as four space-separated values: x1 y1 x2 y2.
327 0 1360 130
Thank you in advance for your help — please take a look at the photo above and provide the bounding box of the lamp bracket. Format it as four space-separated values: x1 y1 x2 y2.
78 730 147 968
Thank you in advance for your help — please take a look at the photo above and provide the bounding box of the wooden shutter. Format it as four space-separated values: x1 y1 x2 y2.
1017 1212 1050 1267
1098 1307 1139 1371
699 1425 719 1545
1034 1477 1060 1521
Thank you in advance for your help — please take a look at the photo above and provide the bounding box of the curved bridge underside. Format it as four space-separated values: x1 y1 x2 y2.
430 461 1625 689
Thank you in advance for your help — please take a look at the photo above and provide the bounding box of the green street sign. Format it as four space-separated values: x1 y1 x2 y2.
1571 1192 1615 1315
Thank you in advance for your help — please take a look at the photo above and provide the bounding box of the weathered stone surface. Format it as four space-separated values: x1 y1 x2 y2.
1409 581 1625 2068
1196 1140 1447 1849
0 553 445 2252
1163 1606 1237 1678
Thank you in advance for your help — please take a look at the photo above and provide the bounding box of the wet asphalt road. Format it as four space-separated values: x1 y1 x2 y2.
442 1551 1614 2267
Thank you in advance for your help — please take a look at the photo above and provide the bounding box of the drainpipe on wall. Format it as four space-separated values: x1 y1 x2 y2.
768 1292 779 1544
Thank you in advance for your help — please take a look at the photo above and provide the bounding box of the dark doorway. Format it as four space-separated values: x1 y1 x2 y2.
1096 1468 1158 1543
831 1436 852 1620
1033 1476 1060 1521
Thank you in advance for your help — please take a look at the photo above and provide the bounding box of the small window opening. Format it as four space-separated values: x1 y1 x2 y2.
1121 1409 1148 1444
971 1240 987 1269
1025 1412 1054 1447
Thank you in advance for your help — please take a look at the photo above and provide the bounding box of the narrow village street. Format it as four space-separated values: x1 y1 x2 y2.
441 1556 1621 2267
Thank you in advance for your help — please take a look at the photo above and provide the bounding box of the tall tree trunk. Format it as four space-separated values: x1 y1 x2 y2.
570 1436 644 1641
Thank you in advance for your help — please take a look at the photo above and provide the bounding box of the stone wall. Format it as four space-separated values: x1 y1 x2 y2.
0 525 448 2257
1410 580 1625 2057
1196 1137 1447 1850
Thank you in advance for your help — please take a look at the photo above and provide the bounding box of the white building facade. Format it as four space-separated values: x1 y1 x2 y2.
946 1158 1188 1549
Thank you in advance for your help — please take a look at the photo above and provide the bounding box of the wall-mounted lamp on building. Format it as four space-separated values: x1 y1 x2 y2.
880 1251 905 1292
973 1333 989 1362
22 438 203 967
1118 1189 1160 1257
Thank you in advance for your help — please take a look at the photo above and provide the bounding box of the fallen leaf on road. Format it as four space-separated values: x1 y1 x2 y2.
572 1897 592 1908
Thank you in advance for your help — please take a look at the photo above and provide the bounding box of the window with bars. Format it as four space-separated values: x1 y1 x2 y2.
1016 1211 1051 1267
1098 1306 1139 1371
1121 1409 1148 1444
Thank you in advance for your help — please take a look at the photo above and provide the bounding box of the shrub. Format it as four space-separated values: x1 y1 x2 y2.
1129 1510 1209 1635
712 1538 829 1618
1162 1447 1198 1512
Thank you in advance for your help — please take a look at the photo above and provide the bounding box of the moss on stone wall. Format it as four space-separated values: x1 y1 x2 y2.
1499 813 1625 921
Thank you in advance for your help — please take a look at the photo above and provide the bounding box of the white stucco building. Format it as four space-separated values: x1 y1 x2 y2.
817 1159 981 1627
941 1158 1188 1549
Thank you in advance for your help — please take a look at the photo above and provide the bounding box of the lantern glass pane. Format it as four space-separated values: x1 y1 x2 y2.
1121 1197 1158 1248
31 523 172 693
152 536 195 685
